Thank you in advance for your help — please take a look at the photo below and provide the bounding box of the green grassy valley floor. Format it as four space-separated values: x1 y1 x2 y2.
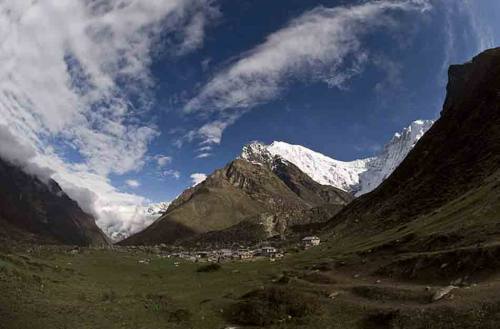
0 248 278 329
1 243 500 329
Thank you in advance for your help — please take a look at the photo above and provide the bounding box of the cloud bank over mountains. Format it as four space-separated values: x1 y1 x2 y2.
0 0 218 239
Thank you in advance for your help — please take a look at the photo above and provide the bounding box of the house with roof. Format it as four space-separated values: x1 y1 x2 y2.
261 246 278 257
302 236 321 249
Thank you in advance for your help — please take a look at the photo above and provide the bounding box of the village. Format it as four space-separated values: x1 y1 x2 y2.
117 236 321 265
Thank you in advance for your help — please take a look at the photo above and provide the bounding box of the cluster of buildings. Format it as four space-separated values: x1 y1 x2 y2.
121 236 321 264
166 236 321 263
170 246 283 263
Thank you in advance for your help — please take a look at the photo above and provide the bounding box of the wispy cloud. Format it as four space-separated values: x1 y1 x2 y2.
175 1 220 55
198 145 213 152
162 169 181 179
184 0 431 146
440 0 499 79
0 0 218 239
196 153 212 159
373 56 403 94
461 0 496 51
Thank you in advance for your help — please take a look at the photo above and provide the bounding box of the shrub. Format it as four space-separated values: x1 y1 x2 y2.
77 292 87 302
144 293 170 312
101 290 117 302
301 272 337 285
168 309 191 323
197 263 221 273
227 286 322 326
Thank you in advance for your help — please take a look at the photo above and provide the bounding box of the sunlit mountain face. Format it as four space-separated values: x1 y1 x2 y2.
0 0 498 239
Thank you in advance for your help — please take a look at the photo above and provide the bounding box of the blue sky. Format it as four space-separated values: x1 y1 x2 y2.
0 0 499 238
122 0 500 202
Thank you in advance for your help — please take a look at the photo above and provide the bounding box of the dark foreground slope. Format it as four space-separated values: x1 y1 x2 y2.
325 48 500 254
121 158 351 245
0 158 108 246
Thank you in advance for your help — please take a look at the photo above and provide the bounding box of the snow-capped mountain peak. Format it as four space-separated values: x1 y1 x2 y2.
266 141 370 192
356 119 434 195
240 141 275 165
240 120 434 196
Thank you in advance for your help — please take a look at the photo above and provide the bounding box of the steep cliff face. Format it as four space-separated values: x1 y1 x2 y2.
0 158 109 246
325 48 500 251
120 157 352 246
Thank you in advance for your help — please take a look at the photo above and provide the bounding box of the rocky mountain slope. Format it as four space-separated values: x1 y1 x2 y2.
0 157 109 246
120 156 352 245
244 119 433 196
324 47 500 255
122 115 432 246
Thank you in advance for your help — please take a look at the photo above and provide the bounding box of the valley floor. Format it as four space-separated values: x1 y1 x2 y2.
1 244 500 329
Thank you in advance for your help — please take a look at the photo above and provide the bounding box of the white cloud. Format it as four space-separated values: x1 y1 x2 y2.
184 0 431 145
0 0 218 239
0 125 36 166
29 149 157 240
190 173 207 186
162 169 181 179
197 117 238 145
0 124 155 240
0 125 54 181
126 179 141 188
155 155 173 168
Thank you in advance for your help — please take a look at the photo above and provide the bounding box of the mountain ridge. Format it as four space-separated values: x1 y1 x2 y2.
120 154 352 245
242 119 434 196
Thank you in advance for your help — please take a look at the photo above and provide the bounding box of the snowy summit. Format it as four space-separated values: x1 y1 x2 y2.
241 120 434 196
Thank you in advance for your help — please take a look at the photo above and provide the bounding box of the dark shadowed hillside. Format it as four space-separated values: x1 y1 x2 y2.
0 158 108 246
325 47 500 253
